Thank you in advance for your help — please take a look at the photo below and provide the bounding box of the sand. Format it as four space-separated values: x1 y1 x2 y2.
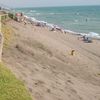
3 20 100 100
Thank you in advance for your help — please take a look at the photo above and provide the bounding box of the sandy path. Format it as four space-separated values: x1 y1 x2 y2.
3 20 100 100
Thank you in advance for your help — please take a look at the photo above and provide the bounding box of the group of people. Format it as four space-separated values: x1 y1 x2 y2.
15 13 69 34
82 35 92 43
15 12 95 43
15 12 24 22
78 34 93 43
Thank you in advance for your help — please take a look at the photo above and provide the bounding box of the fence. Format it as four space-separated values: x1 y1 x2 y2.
0 14 7 62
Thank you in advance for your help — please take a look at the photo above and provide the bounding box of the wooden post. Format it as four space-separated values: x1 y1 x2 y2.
0 15 4 62
0 15 1 32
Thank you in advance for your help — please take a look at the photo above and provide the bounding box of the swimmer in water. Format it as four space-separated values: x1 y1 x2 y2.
86 18 88 22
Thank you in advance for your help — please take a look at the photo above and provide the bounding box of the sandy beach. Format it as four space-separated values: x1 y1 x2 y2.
3 20 100 100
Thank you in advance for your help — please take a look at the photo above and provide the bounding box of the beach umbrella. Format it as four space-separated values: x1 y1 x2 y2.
87 32 99 38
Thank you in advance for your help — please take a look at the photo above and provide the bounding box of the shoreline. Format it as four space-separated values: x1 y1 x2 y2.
14 5 100 39
18 13 100 40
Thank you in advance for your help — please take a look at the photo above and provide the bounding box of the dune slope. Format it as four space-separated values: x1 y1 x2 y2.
3 20 100 100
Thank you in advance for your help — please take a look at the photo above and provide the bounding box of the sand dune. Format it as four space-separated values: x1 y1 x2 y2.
3 20 100 100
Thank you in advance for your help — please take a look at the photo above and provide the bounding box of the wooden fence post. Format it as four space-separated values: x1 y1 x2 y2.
0 15 4 62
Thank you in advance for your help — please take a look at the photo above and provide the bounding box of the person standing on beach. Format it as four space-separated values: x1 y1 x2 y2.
71 50 75 56
86 18 88 22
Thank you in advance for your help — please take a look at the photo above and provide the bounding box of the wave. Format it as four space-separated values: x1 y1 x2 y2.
30 10 36 13
35 13 41 15
49 13 55 15
49 13 65 15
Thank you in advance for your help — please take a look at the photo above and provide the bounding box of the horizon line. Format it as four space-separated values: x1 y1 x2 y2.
13 4 100 9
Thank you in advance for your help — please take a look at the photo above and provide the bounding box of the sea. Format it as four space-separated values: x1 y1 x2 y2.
15 5 100 34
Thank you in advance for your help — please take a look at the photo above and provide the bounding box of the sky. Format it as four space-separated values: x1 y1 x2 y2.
0 0 100 8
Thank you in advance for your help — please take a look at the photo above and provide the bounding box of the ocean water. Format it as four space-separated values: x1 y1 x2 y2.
15 6 100 34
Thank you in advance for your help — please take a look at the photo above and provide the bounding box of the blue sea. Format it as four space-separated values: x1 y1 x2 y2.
15 6 100 34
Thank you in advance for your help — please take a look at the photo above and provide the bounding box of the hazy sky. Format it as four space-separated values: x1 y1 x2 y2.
0 0 100 8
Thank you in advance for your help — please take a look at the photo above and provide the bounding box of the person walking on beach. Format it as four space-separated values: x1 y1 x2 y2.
71 50 75 56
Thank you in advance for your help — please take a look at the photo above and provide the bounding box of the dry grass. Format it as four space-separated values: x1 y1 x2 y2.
0 23 32 100
22 39 53 56
1 24 13 48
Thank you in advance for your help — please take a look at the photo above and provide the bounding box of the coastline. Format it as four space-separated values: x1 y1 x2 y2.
15 5 100 36
22 14 100 40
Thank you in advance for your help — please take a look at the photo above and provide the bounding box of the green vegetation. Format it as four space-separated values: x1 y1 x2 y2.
8 13 14 19
0 63 32 100
1 15 8 21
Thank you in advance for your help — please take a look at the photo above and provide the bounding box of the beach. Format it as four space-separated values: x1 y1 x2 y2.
16 6 100 34
2 19 100 100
